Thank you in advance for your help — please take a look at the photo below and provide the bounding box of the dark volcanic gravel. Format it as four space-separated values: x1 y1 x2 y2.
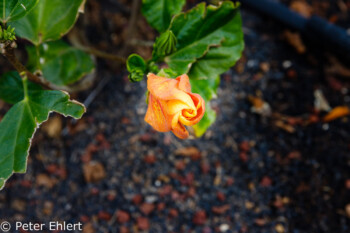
1 1 350 233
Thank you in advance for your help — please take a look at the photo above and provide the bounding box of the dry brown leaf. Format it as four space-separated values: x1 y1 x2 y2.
275 120 296 133
36 174 57 189
83 161 106 183
175 147 200 157
248 95 271 116
290 1 312 17
283 31 306 54
42 115 62 138
325 57 350 78
323 106 350 122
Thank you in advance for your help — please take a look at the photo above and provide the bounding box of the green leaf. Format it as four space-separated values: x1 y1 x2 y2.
142 0 185 32
165 2 244 136
0 71 38 104
0 72 85 190
192 103 216 137
166 2 243 76
0 0 38 23
9 0 83 45
26 40 95 86
190 76 220 137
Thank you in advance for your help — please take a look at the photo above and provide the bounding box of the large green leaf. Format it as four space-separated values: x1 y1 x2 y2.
26 40 95 86
142 0 185 32
166 2 243 76
165 2 244 136
9 0 83 45
0 0 38 23
0 72 85 190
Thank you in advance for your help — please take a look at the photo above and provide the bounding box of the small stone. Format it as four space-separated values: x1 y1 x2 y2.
245 201 254 210
158 185 172 197
345 179 350 189
132 194 143 205
187 186 196 197
98 211 111 221
239 141 250 152
193 210 207 225
273 196 284 209
202 226 212 233
260 62 270 73
137 217 150 230
175 160 186 170
140 203 155 215
239 152 249 162
169 208 178 218
275 224 285 233
201 162 210 174
226 177 235 186
144 154 156 164
36 174 56 189
116 210 130 223
139 133 154 143
219 224 230 232
345 204 350 218
42 201 54 216
11 199 26 212
282 60 292 69
212 205 230 214
260 176 272 187
82 222 95 233
157 202 165 211
119 226 129 233
254 218 267 226
80 215 90 222
145 195 158 203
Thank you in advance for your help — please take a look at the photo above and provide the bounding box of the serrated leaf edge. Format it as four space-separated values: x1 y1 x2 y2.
0 90 85 191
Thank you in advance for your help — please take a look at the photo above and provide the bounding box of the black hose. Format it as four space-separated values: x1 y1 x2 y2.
239 0 350 64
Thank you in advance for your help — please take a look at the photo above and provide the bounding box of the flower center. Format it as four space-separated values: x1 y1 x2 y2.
182 108 196 118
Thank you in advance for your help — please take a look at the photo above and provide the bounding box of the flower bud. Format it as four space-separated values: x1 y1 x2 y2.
128 69 144 82
0 26 16 41
154 30 177 58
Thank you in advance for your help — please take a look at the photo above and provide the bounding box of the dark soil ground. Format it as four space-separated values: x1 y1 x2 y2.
1 0 350 233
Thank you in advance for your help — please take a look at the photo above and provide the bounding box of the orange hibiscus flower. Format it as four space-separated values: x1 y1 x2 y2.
145 73 205 139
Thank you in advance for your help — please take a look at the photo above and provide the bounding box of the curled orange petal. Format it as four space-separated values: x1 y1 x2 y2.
144 94 171 132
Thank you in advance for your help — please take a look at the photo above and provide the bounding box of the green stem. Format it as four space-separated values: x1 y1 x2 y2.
20 73 28 100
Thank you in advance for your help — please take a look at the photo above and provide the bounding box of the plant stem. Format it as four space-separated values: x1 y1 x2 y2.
1 41 51 89
67 29 126 63
78 46 126 63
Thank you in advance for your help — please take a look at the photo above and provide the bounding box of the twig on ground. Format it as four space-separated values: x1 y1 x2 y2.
83 75 111 108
